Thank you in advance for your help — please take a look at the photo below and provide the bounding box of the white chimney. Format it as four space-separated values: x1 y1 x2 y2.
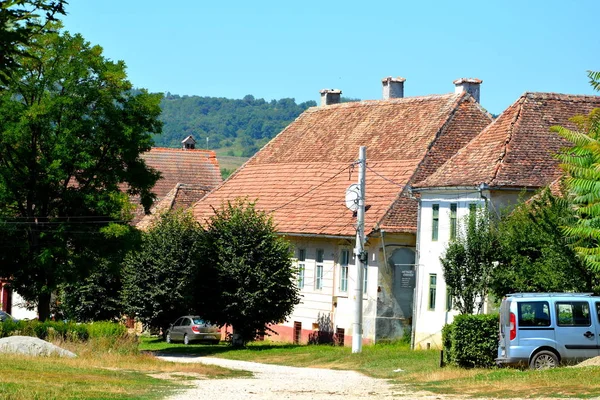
453 78 482 103
382 76 405 100
319 89 342 106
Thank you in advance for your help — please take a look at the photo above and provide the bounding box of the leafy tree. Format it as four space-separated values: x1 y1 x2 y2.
0 27 162 320
197 199 301 346
0 0 67 86
57 227 142 322
552 73 600 274
440 209 497 314
121 210 203 336
490 189 596 298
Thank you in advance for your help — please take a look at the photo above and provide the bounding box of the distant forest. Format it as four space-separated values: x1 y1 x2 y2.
155 94 318 157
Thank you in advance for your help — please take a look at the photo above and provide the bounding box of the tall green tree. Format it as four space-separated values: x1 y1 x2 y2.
490 189 596 298
0 1 67 86
553 71 600 275
440 208 497 314
0 27 162 320
197 199 301 346
121 210 203 335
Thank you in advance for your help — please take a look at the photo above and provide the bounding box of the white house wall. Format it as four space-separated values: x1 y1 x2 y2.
414 190 485 349
282 236 380 343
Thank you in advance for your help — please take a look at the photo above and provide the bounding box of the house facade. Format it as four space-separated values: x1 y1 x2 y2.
193 77 492 345
411 93 600 348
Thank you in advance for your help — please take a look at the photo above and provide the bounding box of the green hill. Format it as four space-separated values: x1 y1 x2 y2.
155 94 317 157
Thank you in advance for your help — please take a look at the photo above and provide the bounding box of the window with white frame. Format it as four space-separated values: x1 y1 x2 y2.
450 203 457 240
432 204 439 241
429 273 437 310
297 248 305 289
339 249 349 292
315 249 324 290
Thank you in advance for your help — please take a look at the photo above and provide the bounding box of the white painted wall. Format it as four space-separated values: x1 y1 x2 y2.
414 190 485 348
11 291 37 320
283 237 380 343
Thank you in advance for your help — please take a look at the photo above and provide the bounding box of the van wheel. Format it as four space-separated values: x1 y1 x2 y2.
530 350 559 370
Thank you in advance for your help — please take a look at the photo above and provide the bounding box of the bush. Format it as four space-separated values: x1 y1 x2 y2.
0 320 128 342
442 313 499 368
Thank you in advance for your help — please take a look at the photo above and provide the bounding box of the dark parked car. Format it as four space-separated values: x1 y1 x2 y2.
166 316 220 345
0 311 17 322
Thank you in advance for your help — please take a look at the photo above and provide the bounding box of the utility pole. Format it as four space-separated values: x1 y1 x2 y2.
352 146 366 354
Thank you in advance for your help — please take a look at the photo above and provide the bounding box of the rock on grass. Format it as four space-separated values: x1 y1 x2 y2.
0 336 76 358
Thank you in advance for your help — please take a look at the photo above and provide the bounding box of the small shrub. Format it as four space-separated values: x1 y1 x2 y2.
443 313 498 368
87 321 127 338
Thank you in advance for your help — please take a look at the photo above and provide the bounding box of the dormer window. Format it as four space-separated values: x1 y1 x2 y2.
181 135 196 150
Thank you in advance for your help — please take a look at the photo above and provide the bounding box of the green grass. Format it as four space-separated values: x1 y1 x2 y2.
0 337 249 400
0 354 176 400
141 337 600 398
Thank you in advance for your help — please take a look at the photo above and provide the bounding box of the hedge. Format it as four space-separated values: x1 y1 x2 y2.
0 320 127 342
442 313 499 368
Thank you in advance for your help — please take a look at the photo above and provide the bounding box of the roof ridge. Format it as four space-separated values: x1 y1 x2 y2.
305 93 459 112
522 92 600 102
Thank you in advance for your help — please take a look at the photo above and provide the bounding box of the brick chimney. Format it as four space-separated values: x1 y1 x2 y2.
320 89 342 106
382 76 405 100
453 78 482 103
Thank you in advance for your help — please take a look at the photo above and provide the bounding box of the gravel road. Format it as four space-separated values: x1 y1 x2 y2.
158 355 442 400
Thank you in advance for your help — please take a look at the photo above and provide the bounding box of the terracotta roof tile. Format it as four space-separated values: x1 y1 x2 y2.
141 148 222 199
417 93 600 189
131 148 222 225
193 93 491 236
136 184 212 230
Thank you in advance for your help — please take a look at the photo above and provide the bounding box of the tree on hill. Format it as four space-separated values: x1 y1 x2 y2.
158 94 316 156
0 26 162 320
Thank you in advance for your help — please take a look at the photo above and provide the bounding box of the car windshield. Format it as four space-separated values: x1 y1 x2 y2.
192 318 206 325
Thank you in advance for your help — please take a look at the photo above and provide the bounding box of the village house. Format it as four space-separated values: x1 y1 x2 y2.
0 136 222 319
411 92 600 348
192 77 492 345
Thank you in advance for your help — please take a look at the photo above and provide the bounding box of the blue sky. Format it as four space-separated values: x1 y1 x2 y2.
62 0 599 115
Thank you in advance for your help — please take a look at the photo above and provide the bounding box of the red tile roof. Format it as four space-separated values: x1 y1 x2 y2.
142 148 222 198
131 148 222 225
136 184 213 230
193 93 491 236
417 93 600 189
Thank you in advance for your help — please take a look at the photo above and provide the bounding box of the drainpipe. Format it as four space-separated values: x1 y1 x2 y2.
410 194 423 350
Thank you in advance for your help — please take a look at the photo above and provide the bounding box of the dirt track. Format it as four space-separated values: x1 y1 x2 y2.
158 355 443 400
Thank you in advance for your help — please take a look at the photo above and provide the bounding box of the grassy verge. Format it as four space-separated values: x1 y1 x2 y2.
0 337 249 400
141 337 600 398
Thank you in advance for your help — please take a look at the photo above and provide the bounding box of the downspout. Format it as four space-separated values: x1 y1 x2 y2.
411 195 422 350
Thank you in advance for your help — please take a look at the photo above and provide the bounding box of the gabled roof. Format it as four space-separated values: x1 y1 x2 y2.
416 93 600 189
132 148 222 225
136 184 213 230
193 92 492 236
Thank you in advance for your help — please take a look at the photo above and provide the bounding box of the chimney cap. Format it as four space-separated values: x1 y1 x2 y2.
382 76 406 84
453 78 483 85
319 89 342 94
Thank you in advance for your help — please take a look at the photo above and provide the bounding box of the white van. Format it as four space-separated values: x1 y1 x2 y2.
497 293 600 369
